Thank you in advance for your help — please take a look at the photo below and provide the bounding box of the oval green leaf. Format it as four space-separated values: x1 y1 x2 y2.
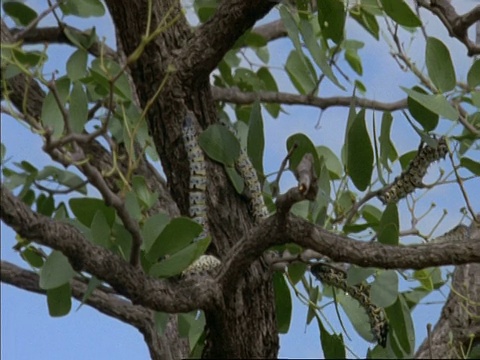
380 0 421 27
401 87 458 120
426 37 456 93
407 86 439 131
346 109 373 191
273 273 292 334
199 124 241 167
47 283 72 317
370 270 398 308
39 251 76 290
377 203 399 245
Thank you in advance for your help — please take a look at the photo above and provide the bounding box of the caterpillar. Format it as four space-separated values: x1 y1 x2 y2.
224 122 269 223
182 112 220 276
235 151 269 223
182 112 209 240
378 136 448 204
310 263 389 348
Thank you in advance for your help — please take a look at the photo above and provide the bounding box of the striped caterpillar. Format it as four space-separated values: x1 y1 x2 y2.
378 136 448 204
182 112 220 275
310 263 389 348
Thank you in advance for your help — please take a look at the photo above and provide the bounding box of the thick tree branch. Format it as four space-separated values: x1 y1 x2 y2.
0 261 176 360
211 86 408 111
252 19 287 42
0 185 221 313
217 214 480 293
175 0 276 82
417 0 480 55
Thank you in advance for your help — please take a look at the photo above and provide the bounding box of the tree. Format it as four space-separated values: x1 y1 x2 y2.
1 0 479 358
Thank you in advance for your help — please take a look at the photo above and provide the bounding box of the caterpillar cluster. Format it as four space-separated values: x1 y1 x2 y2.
378 136 448 204
310 263 389 348
182 112 220 276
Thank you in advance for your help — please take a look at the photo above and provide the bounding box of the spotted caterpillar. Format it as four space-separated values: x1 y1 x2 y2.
182 112 209 240
224 122 269 223
311 263 389 348
378 136 448 204
182 112 220 276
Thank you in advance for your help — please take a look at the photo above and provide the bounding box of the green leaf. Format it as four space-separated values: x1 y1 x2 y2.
317 317 346 359
178 312 206 352
69 197 116 227
41 77 71 138
66 49 88 81
467 60 480 88
317 0 346 44
285 50 317 94
3 2 37 26
412 269 434 291
407 86 439 131
69 83 88 133
149 237 210 278
90 58 133 101
36 194 55 217
379 112 398 171
380 0 421 27
286 133 321 176
425 37 456 93
141 213 169 252
346 266 375 286
47 283 72 317
350 5 379 40
377 203 399 245
21 246 44 268
299 18 342 88
199 124 241 167
147 217 203 262
370 270 398 308
345 49 363 75
338 291 375 343
60 0 105 17
124 191 142 221
346 109 373 191
401 87 458 120
287 262 307 285
225 166 245 194
273 273 292 333
247 101 265 175
39 251 76 290
90 210 112 248
306 285 320 325
460 157 480 175
36 166 86 194
385 295 415 356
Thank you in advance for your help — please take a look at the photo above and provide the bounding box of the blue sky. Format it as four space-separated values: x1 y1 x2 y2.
1 1 479 359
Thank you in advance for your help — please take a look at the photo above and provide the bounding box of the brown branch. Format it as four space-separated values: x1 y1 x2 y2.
10 25 118 60
211 86 408 111
216 209 480 294
0 185 221 313
175 0 276 81
417 0 480 56
251 19 287 42
0 260 176 360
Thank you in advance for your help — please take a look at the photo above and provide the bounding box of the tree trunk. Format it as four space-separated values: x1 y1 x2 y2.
104 1 279 357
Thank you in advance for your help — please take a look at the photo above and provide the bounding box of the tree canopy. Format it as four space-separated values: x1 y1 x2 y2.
1 0 479 359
